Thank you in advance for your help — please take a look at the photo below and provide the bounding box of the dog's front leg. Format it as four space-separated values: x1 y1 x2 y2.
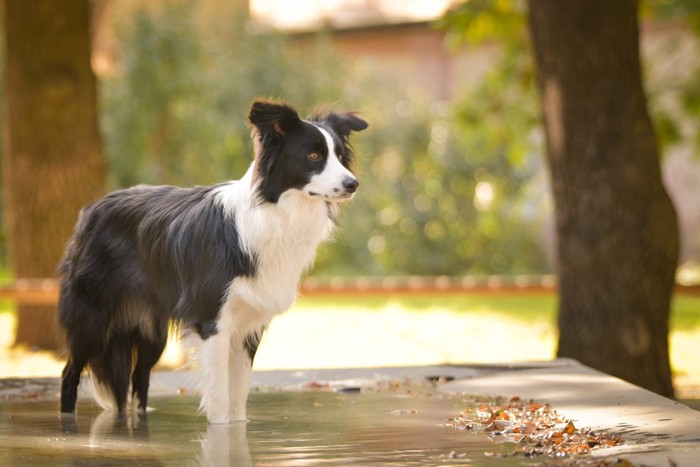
227 334 254 422
198 331 231 424
228 327 264 421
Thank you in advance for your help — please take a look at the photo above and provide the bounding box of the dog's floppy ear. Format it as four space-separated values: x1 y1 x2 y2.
248 100 302 137
249 100 303 193
323 112 368 141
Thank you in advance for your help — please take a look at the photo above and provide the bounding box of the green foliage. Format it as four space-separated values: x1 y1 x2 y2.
102 1 345 188
100 0 551 276
642 0 700 156
103 1 209 186
645 0 700 31
670 294 700 329
326 86 550 275
439 0 527 49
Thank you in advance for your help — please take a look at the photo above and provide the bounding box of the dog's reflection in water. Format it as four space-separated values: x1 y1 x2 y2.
87 410 151 445
198 422 252 467
61 410 252 467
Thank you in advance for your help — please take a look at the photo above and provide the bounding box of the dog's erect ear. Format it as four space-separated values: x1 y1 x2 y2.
248 100 302 137
323 112 368 140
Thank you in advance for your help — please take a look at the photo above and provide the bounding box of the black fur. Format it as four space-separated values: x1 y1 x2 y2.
243 328 265 363
58 185 256 413
310 108 368 168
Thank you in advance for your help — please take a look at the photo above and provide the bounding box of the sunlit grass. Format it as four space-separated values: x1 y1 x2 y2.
265 293 700 400
670 294 700 329
256 295 559 369
1 293 698 399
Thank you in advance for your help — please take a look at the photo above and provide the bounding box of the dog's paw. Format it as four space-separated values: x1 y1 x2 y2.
207 412 231 424
228 409 247 423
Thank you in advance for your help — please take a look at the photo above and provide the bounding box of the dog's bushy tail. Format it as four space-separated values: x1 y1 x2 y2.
88 335 133 411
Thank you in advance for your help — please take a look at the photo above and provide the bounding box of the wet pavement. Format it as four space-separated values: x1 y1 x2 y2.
0 366 517 467
1 362 699 466
2 392 518 466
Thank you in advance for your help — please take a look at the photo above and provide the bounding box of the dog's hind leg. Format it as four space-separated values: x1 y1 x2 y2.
59 294 105 413
131 320 168 412
60 321 104 413
60 355 89 413
90 335 133 412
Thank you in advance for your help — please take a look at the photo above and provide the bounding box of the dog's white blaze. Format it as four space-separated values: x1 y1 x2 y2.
205 168 335 422
304 124 357 201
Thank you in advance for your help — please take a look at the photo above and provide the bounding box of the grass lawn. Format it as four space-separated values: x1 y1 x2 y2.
1 293 698 398
256 293 700 399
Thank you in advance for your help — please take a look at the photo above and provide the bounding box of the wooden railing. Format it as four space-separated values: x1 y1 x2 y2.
0 279 59 305
1 276 698 305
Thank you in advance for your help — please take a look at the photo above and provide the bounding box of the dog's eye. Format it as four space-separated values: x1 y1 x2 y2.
308 153 321 161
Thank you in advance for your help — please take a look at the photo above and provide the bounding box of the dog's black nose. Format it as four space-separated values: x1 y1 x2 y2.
343 177 359 193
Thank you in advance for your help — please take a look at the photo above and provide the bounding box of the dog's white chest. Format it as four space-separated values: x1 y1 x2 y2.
219 188 333 331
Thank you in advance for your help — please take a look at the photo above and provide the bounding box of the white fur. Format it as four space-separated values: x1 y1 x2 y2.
90 372 118 412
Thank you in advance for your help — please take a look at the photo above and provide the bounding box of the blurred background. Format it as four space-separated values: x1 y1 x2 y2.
1 0 698 400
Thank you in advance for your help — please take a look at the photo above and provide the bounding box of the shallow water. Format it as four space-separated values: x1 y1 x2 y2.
0 391 540 466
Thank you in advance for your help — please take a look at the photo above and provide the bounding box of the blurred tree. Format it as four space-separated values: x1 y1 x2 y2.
3 0 106 350
527 0 679 396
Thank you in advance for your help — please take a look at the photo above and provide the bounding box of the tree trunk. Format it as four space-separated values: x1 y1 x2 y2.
527 0 679 397
3 0 106 350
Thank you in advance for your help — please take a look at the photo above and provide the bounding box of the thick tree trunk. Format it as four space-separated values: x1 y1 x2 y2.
527 0 679 397
3 0 106 350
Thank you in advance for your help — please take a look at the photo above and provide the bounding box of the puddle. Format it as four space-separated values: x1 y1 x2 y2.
0 390 549 466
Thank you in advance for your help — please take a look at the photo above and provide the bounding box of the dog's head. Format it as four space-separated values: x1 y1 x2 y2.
248 100 368 204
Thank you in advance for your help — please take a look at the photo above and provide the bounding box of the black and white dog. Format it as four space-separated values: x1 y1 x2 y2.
58 100 367 423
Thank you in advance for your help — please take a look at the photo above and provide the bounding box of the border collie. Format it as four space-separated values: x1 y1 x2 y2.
58 99 367 423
